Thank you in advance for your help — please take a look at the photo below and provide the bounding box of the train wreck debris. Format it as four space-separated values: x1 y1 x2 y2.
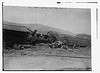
3 24 91 50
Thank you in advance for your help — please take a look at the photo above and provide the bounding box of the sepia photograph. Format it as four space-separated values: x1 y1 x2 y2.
3 6 91 71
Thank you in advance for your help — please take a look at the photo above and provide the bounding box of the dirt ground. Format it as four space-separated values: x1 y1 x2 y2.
3 46 91 71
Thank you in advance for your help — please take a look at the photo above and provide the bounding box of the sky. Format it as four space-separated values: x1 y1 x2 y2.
3 6 91 35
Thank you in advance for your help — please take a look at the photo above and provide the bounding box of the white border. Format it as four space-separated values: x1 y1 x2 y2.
0 0 100 73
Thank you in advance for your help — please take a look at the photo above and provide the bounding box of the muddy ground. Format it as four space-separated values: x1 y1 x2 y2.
3 46 91 71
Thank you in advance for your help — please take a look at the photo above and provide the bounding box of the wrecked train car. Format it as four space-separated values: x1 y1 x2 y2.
3 24 30 48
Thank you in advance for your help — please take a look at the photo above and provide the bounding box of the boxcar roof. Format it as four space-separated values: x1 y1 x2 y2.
3 24 29 32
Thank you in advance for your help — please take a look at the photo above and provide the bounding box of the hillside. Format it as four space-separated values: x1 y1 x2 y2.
26 23 74 35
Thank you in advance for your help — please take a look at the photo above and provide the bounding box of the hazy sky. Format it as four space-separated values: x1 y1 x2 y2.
3 6 91 35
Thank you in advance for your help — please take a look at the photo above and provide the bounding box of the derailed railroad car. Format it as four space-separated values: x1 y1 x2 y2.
3 24 29 48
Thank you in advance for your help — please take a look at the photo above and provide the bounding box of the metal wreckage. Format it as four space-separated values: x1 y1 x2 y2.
3 24 91 50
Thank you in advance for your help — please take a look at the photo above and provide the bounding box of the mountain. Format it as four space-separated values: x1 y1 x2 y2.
3 21 74 35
